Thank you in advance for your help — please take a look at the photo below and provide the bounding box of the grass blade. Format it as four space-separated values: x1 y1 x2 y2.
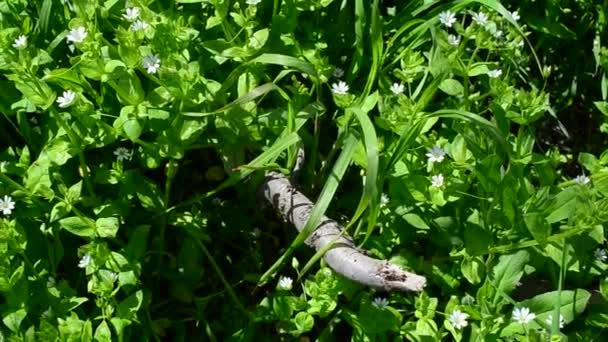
258 133 358 286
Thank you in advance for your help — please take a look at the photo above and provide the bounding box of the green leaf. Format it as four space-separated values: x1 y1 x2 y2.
136 177 165 211
42 136 76 166
468 63 492 76
2 308 27 333
292 312 314 334
93 320 112 342
490 250 529 301
59 216 96 237
523 212 550 243
116 290 144 321
402 213 429 230
66 181 83 204
461 256 484 285
51 202 72 222
96 217 119 238
439 79 464 96
502 289 590 335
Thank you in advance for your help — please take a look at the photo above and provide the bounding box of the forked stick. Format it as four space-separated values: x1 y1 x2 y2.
262 171 426 292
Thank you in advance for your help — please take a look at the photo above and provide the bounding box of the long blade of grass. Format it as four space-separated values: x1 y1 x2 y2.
299 106 380 277
182 83 277 117
361 0 383 99
250 53 318 78
258 133 358 286
167 131 301 212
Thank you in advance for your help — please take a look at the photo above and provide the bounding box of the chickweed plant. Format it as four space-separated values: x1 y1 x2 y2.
0 0 608 340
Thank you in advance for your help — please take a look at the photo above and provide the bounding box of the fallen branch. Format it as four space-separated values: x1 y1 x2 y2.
262 171 426 292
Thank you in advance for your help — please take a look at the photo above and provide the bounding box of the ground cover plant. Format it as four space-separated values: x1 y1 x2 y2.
1 0 608 340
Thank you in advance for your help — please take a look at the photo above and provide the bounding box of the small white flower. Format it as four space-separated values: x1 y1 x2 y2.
78 253 92 268
0 195 16 215
449 310 469 329
12 35 27 49
472 12 489 26
246 0 262 5
390 82 404 95
439 11 457 28
426 145 446 163
123 7 140 21
277 276 293 290
431 174 444 188
545 314 565 328
130 20 149 31
511 11 520 22
387 6 396 17
512 307 536 324
574 174 590 185
66 26 87 44
380 194 390 208
142 54 161 74
333 67 344 78
331 81 349 95
448 34 461 46
0 195 15 215
595 248 607 262
487 69 503 78
494 30 504 39
113 147 132 162
372 297 389 309
56 90 76 108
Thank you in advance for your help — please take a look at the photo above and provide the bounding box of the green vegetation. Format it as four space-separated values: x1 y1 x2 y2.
1 0 608 340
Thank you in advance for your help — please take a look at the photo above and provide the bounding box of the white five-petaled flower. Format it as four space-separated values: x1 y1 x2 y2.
331 81 349 95
390 82 404 95
13 35 27 49
0 195 15 215
113 147 132 162
123 7 140 21
246 0 262 5
449 310 469 330
57 90 76 108
130 20 149 31
595 248 607 262
426 145 446 163
372 297 389 309
472 12 489 26
431 174 444 188
333 67 344 78
277 276 293 291
78 253 92 268
439 11 457 28
142 54 161 74
448 34 461 46
574 174 590 185
66 26 87 44
380 194 390 208
512 307 536 324
545 314 565 328
487 69 503 78
511 11 520 22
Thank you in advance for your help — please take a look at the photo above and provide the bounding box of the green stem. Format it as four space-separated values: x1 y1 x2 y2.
191 234 249 317
49 108 97 200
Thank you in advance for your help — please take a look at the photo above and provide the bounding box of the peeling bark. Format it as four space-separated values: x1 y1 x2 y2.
262 171 426 292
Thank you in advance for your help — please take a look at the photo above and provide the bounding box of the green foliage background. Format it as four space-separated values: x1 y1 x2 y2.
0 0 608 340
